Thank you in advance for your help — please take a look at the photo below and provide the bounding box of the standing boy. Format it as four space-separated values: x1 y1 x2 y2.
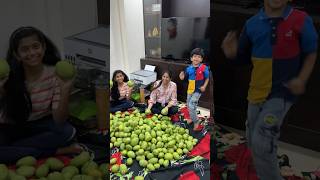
221 0 318 179
179 48 210 131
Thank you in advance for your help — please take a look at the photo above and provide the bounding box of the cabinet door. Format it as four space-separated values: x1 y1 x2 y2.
143 0 162 58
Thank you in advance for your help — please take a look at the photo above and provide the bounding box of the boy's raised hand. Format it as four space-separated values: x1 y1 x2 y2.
221 31 238 59
179 71 185 80
284 78 306 95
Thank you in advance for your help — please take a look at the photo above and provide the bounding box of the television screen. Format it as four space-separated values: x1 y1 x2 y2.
161 17 210 63
162 0 210 18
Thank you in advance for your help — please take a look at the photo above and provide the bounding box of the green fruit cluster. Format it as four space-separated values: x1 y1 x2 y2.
110 109 198 172
4 152 108 180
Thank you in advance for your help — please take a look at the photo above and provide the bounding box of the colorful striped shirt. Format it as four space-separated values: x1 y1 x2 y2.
148 80 177 106
26 65 60 121
236 6 318 103
185 63 210 94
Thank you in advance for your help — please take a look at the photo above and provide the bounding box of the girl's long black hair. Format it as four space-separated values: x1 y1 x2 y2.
111 70 129 101
2 26 61 123
152 70 172 91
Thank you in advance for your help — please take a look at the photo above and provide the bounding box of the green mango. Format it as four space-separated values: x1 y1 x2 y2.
81 161 98 174
61 166 79 177
16 156 36 167
45 157 64 171
16 166 35 178
86 168 103 178
110 164 119 173
119 164 128 175
55 61 75 80
161 107 168 115
47 172 64 180
35 164 49 178
10 175 26 180
72 175 94 180
70 152 90 167
0 60 10 79
135 176 144 180
99 163 109 175
0 164 8 179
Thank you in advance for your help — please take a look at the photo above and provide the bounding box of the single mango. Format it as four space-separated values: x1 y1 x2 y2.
16 156 36 167
55 61 75 80
0 60 10 79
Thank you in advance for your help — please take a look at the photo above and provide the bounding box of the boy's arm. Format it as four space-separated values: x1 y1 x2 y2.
200 66 210 92
286 15 318 95
298 52 317 83
200 78 209 92
222 24 252 65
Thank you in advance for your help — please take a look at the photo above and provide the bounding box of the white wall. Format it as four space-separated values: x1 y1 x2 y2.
0 0 97 59
110 0 145 75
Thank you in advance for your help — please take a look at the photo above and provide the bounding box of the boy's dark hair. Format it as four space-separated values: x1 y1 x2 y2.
111 70 129 101
2 26 61 123
190 48 205 59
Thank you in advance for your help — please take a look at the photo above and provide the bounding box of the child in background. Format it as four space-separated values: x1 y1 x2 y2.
145 71 178 116
179 48 210 131
0 26 79 163
110 70 134 113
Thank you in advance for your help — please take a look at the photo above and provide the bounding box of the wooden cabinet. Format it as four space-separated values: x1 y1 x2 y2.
141 58 213 109
143 0 162 58
212 3 320 151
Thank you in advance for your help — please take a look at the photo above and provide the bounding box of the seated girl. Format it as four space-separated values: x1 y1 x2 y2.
0 26 80 163
110 70 134 113
146 71 178 116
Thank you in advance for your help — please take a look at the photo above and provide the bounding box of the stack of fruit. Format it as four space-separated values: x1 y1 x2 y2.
0 152 108 180
110 109 198 174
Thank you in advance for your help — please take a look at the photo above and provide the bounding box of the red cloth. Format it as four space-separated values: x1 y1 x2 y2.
211 163 223 180
179 170 200 180
195 64 206 80
286 176 304 180
224 144 258 180
188 134 210 159
111 152 122 165
180 107 190 120
170 114 179 122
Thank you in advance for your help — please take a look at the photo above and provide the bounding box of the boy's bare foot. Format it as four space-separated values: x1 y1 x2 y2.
56 144 84 155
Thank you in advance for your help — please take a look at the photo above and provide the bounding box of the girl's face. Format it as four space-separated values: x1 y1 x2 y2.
16 35 45 67
162 72 171 85
115 73 125 84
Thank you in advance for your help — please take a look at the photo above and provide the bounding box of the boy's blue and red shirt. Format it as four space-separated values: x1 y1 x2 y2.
185 63 209 94
235 6 318 103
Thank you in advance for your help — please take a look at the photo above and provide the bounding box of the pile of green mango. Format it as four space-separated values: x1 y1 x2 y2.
110 109 198 173
1 152 109 180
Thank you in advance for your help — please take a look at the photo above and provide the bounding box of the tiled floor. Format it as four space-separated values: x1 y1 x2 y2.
219 124 320 172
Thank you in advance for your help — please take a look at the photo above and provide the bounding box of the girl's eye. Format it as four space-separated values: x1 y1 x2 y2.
21 47 28 52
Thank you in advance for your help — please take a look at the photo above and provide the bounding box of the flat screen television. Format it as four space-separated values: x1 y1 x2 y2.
161 17 210 63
